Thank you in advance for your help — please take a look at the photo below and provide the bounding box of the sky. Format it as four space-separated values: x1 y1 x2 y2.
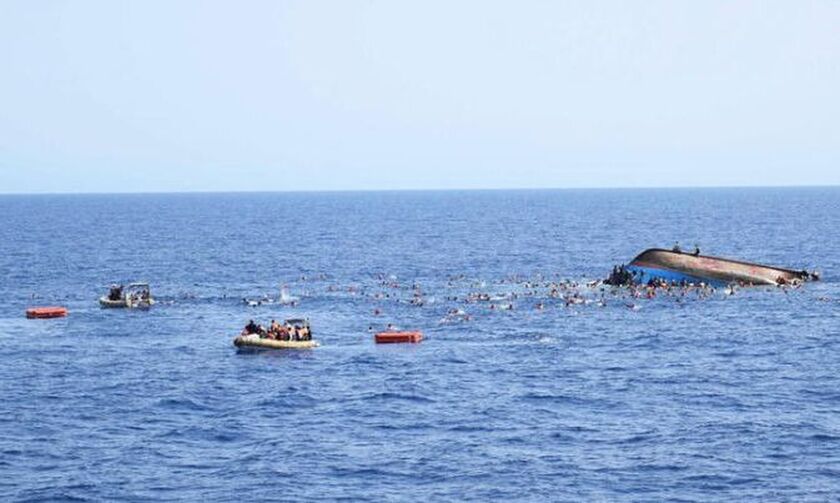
0 1 838 193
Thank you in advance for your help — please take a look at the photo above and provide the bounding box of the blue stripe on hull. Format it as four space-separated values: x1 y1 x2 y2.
626 265 727 287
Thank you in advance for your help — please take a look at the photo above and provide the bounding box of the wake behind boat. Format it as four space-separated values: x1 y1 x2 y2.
608 247 818 287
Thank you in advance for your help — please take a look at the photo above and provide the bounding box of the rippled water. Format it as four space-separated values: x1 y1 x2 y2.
1 188 839 501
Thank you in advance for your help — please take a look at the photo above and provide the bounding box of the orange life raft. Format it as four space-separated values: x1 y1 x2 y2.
26 306 68 319
375 331 423 344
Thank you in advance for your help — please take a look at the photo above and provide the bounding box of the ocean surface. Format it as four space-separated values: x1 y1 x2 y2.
1 188 839 502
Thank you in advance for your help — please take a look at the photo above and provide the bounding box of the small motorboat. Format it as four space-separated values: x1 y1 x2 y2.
26 306 68 319
375 331 423 344
99 282 155 308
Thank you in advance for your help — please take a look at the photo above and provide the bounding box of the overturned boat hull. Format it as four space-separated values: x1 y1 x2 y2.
233 334 320 350
626 248 812 286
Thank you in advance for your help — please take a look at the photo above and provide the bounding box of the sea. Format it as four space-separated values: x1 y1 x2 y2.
1 188 839 502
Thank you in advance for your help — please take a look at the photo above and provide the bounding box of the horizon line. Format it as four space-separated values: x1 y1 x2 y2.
1 183 838 197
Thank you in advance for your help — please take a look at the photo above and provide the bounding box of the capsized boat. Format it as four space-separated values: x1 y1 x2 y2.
618 248 818 287
99 282 155 308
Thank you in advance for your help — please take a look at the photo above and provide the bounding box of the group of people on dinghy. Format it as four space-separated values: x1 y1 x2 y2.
242 319 312 341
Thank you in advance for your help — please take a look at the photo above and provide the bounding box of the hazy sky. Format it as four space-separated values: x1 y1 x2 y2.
1 1 838 193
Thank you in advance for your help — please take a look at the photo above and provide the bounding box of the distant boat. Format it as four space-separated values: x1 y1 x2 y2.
99 282 155 309
624 248 817 286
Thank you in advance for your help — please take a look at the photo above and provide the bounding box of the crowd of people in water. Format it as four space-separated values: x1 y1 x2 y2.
242 319 312 341
285 273 799 318
227 253 827 337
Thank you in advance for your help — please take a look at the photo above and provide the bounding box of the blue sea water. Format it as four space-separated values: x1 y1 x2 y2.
0 188 839 502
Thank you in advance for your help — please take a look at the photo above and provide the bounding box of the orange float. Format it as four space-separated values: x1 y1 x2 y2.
375 331 423 344
26 306 68 319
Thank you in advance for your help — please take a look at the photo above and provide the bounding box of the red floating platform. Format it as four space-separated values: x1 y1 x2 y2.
375 331 423 344
26 306 68 319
